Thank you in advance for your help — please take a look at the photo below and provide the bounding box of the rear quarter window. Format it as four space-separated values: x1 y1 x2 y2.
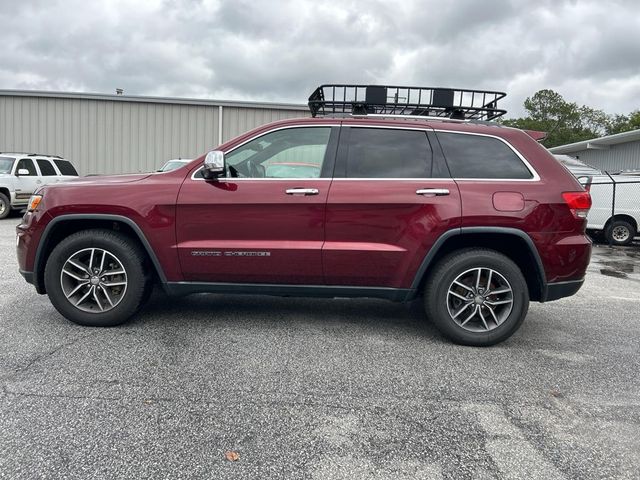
53 160 79 176
437 132 533 179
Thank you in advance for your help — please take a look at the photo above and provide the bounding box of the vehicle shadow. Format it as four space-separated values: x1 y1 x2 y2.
136 288 445 341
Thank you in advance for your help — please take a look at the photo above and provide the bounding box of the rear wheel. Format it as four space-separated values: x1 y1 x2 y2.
424 249 529 346
605 220 635 246
0 193 10 219
44 229 150 326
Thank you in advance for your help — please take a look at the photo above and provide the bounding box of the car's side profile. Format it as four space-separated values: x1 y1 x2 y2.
16 85 592 346
0 153 78 219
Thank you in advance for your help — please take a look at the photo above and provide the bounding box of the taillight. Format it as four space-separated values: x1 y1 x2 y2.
562 191 591 219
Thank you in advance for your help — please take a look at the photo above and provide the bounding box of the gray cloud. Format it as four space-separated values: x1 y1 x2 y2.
1 0 639 117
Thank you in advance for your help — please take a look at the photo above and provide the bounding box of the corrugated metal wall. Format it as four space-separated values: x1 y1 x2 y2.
572 141 640 172
0 93 307 175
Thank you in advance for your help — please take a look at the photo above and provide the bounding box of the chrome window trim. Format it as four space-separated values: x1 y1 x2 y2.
190 124 340 181
192 177 456 182
432 129 540 182
191 177 333 182
190 123 540 182
331 178 456 181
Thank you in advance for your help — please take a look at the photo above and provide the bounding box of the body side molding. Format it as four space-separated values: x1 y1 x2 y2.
165 282 413 302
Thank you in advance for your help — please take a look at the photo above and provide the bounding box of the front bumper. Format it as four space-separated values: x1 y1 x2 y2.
16 210 48 294
19 269 35 285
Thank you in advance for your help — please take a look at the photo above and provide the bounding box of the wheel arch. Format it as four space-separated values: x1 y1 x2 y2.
605 214 638 234
410 227 546 302
34 214 167 294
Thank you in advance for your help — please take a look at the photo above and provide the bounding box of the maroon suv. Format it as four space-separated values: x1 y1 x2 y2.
16 85 592 346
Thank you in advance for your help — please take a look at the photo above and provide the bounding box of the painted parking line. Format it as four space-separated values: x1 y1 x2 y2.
464 404 567 480
608 296 640 302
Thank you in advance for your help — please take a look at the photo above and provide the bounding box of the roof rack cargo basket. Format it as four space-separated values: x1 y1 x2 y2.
308 84 507 121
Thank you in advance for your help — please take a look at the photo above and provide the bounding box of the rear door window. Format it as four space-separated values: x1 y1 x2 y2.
437 132 533 179
37 159 58 176
345 128 432 178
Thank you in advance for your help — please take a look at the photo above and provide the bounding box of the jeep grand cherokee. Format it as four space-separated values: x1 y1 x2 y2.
16 85 592 346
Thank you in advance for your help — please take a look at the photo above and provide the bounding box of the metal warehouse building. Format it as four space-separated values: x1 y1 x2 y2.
0 90 308 175
549 129 640 173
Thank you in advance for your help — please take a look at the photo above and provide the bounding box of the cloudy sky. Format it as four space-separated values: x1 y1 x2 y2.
1 0 639 118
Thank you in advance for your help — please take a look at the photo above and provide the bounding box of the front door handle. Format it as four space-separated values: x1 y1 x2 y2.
416 188 450 196
285 188 319 196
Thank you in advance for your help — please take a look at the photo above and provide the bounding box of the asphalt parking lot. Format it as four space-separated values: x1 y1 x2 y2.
1 216 639 480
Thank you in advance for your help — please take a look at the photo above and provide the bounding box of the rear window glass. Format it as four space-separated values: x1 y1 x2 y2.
437 132 532 179
53 160 78 176
37 159 57 176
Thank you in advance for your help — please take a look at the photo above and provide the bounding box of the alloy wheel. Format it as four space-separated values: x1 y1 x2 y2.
446 267 514 332
59 247 128 313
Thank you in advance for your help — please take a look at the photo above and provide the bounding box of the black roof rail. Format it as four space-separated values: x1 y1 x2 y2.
308 84 507 121
26 153 64 159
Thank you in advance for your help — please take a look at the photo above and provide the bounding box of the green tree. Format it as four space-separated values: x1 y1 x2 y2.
606 110 640 135
501 89 608 148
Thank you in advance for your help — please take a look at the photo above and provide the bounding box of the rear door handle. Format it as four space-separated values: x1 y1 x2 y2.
285 188 319 196
416 188 450 196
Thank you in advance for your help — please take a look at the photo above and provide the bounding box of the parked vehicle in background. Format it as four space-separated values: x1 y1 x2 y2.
554 154 602 177
0 153 78 219
555 154 640 246
157 158 190 172
16 85 592 346
583 176 640 246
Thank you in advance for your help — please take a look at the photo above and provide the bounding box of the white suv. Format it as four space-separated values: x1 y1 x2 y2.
0 153 79 219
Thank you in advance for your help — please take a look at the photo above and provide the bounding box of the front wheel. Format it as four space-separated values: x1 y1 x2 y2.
424 249 529 346
44 229 151 326
0 192 10 219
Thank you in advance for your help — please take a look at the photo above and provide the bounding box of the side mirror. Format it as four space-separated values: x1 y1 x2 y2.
16 169 30 176
202 150 225 179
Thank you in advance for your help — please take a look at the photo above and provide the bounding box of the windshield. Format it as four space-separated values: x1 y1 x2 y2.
0 157 14 174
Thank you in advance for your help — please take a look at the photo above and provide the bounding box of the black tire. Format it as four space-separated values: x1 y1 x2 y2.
605 220 635 246
424 248 529 346
0 192 10 219
44 229 150 327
